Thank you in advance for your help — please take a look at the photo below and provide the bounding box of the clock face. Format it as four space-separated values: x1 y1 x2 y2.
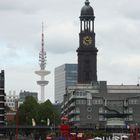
83 36 92 46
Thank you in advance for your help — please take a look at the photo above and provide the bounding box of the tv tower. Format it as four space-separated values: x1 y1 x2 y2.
35 23 50 102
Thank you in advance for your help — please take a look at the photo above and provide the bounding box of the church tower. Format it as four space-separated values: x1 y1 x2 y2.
77 0 98 84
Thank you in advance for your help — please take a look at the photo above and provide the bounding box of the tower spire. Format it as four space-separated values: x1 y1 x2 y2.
35 23 50 102
42 22 44 52
85 0 90 5
39 22 46 70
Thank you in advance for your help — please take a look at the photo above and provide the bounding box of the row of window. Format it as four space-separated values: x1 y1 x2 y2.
99 107 133 113
76 99 103 105
72 107 133 115
75 99 139 105
70 107 92 113
70 114 133 121
74 92 87 96
99 115 133 121
5 103 15 107
129 99 139 104
76 100 86 104
6 96 18 99
6 99 16 102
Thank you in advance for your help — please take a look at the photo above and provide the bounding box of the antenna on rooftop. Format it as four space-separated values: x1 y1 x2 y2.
137 77 140 86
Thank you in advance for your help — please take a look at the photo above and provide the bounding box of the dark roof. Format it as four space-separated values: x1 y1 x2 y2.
80 0 94 19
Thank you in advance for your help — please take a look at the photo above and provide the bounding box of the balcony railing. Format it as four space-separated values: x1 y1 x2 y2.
69 117 80 122
69 95 87 101
69 110 80 115
69 102 76 108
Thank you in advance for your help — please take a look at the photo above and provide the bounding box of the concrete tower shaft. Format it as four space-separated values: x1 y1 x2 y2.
35 23 50 102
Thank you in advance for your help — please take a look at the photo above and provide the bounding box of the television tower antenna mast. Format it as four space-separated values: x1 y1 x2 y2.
35 23 50 102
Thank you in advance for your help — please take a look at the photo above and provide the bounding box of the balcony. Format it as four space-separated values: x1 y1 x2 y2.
69 102 76 108
124 101 128 107
75 118 80 121
0 101 4 103
64 100 68 106
69 95 87 101
0 108 4 110
64 107 68 113
61 110 64 115
0 95 4 97
69 110 80 115
69 117 80 122
102 112 131 118
61 104 64 109
0 107 4 109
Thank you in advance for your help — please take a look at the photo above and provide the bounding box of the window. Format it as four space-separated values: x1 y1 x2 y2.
76 100 80 104
99 115 104 121
87 107 92 112
75 107 80 112
82 100 86 104
76 100 86 104
93 99 103 104
129 99 137 104
129 115 133 121
99 107 103 113
129 107 133 113
87 99 92 105
77 93 80 96
87 115 92 119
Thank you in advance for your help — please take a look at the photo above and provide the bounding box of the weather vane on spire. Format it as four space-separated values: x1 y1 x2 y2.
85 0 90 5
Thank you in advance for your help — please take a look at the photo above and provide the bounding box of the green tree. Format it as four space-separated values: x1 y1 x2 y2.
37 100 60 126
18 96 39 125
5 105 11 112
18 97 60 126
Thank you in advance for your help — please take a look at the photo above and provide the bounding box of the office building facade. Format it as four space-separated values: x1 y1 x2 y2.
55 64 77 103
5 91 19 111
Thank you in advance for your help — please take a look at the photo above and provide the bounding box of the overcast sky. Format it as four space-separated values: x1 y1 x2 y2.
0 0 140 102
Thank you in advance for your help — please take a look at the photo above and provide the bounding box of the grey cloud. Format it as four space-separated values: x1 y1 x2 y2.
98 56 140 85
0 0 42 14
1 0 140 101
119 1 140 20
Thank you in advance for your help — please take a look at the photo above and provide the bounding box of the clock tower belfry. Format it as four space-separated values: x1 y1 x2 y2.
77 0 98 84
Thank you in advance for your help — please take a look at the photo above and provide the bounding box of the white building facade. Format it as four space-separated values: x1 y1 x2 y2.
5 91 19 111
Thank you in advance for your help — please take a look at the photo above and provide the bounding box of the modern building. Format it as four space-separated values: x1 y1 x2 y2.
19 90 38 103
55 64 77 103
0 70 5 135
62 0 140 128
5 91 19 111
62 82 140 128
